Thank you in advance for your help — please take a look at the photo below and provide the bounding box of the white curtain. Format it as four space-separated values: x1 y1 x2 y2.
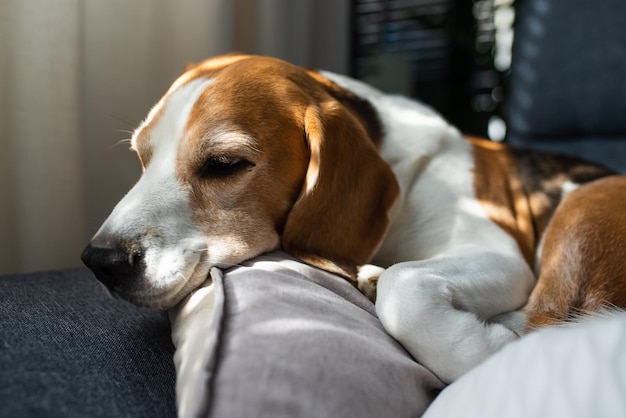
0 0 349 275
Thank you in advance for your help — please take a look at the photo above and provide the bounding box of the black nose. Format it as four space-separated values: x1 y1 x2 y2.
81 239 143 289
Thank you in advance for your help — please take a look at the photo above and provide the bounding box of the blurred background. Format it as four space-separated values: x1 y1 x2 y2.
1 0 625 275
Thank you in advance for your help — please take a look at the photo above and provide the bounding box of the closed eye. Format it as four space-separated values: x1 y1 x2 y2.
200 155 255 179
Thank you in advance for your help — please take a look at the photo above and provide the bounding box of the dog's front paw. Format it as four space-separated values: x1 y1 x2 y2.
357 264 385 302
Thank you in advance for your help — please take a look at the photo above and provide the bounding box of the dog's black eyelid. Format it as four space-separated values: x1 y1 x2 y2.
200 157 254 179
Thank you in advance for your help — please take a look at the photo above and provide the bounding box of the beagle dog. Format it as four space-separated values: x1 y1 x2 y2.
82 54 626 383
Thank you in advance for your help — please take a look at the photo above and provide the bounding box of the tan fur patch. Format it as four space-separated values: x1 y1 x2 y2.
469 138 625 329
469 137 616 271
469 137 536 266
524 175 626 327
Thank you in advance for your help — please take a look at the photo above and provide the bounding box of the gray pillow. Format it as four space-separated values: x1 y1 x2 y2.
171 251 443 418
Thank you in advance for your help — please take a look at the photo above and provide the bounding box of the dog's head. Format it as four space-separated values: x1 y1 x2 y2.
81 55 399 309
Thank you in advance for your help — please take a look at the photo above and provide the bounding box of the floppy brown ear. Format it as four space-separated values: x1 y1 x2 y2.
282 101 399 279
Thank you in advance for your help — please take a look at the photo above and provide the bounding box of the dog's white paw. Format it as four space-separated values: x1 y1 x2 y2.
357 264 385 302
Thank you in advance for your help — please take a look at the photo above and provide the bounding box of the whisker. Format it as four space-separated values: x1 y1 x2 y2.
101 110 135 128
114 138 132 146
113 128 136 136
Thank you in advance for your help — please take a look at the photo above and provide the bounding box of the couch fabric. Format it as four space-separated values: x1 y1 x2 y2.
0 269 177 417
506 0 626 173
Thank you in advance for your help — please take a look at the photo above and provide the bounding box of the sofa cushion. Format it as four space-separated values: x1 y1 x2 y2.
171 251 444 418
506 0 626 172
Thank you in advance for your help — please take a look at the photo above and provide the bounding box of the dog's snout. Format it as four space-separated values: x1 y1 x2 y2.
81 239 143 289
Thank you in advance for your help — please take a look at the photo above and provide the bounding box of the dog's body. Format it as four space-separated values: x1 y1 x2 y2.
82 55 626 383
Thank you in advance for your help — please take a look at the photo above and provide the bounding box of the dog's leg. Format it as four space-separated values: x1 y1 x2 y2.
375 248 534 383
524 176 626 329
